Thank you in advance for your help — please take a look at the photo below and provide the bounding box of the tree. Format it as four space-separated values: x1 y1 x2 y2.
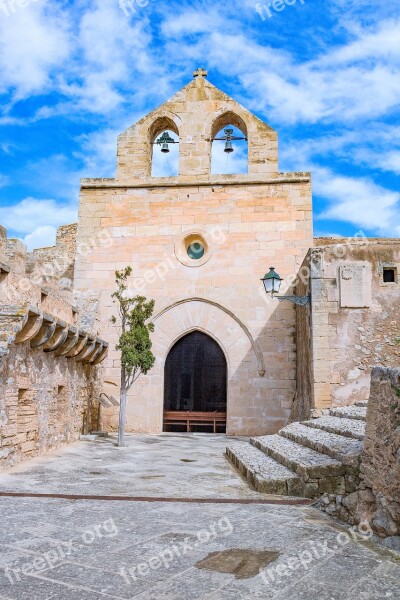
111 267 155 447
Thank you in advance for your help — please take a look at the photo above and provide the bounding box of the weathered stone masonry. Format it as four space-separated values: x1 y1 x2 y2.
74 73 313 436
320 367 400 537
0 225 108 470
295 239 400 418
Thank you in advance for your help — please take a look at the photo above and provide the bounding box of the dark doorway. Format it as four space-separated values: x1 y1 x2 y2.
164 331 227 432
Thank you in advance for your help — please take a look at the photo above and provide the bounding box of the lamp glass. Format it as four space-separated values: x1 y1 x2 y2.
261 267 283 296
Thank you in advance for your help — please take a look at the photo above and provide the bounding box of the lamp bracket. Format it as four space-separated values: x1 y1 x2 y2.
276 295 311 307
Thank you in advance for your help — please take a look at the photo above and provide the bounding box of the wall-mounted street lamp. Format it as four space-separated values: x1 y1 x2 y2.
261 267 311 307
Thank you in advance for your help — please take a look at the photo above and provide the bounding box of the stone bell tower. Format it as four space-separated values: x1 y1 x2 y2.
75 69 313 436
117 68 279 180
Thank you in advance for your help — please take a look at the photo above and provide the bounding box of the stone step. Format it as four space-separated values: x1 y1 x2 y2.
303 415 365 440
356 400 368 407
280 422 363 466
226 444 303 496
251 435 345 482
329 406 367 421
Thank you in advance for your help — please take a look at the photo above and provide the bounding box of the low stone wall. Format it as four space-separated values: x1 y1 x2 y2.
0 343 103 470
320 366 400 537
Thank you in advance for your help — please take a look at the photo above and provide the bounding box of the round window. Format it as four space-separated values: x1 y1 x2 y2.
187 240 205 260
175 230 212 267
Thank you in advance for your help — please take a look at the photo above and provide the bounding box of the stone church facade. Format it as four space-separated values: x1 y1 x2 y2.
1 71 399 463
75 71 313 436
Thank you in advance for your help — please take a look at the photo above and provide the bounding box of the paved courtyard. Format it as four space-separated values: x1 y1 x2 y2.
0 434 399 599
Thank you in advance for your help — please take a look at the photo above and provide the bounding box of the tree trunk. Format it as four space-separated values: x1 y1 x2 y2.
118 371 127 447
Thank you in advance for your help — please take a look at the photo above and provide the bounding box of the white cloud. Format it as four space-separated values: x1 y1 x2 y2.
74 128 120 177
0 175 9 188
0 198 77 236
320 19 400 64
0 143 15 155
0 0 399 243
280 123 400 177
159 14 400 126
22 225 57 251
315 167 400 235
379 151 400 175
0 2 71 100
57 0 164 115
0 0 164 118
0 1 398 129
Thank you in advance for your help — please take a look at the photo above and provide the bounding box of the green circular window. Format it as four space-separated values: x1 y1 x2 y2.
176 231 211 267
187 241 205 260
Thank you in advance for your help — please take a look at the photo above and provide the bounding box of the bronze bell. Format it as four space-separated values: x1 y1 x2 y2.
157 132 175 154
224 140 234 153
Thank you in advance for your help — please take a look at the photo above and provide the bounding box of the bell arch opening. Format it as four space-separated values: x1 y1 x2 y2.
211 113 248 175
163 331 227 433
150 117 180 177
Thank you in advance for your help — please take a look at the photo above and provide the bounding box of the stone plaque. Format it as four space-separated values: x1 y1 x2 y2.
339 263 372 308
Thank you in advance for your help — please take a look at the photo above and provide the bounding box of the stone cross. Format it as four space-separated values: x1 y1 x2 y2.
193 68 208 79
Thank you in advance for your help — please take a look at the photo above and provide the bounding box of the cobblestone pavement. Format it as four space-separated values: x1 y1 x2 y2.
0 435 399 599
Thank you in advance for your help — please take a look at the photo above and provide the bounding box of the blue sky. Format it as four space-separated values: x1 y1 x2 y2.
0 0 399 249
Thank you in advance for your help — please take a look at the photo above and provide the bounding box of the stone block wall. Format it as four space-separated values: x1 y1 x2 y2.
306 240 400 411
26 223 78 304
76 176 312 436
0 344 102 470
320 367 400 537
0 225 108 471
0 225 78 321
75 74 313 436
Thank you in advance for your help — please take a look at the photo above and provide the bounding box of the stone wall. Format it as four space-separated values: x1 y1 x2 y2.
26 223 78 304
307 240 400 410
0 225 108 470
75 74 313 436
0 343 103 469
1 225 78 320
320 367 400 537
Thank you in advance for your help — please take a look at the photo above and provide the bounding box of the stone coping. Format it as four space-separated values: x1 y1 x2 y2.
313 238 400 247
80 172 311 189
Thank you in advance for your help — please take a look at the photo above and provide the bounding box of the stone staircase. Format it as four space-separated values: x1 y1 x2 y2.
226 402 368 499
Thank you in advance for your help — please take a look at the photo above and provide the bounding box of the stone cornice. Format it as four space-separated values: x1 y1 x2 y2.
0 305 108 365
80 172 311 190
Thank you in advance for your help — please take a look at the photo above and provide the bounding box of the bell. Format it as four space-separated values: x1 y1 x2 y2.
157 131 175 153
224 140 234 153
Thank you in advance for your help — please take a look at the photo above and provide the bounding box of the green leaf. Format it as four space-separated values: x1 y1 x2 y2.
111 268 156 390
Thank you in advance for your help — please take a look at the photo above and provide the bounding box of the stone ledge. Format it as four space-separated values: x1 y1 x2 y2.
80 172 311 189
0 304 108 364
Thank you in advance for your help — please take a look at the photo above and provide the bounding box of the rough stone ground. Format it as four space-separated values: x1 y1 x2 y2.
0 434 399 599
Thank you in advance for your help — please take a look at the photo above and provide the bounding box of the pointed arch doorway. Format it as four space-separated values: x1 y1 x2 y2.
163 331 227 433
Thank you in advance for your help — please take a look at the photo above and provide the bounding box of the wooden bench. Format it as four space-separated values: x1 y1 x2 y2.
163 411 227 433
